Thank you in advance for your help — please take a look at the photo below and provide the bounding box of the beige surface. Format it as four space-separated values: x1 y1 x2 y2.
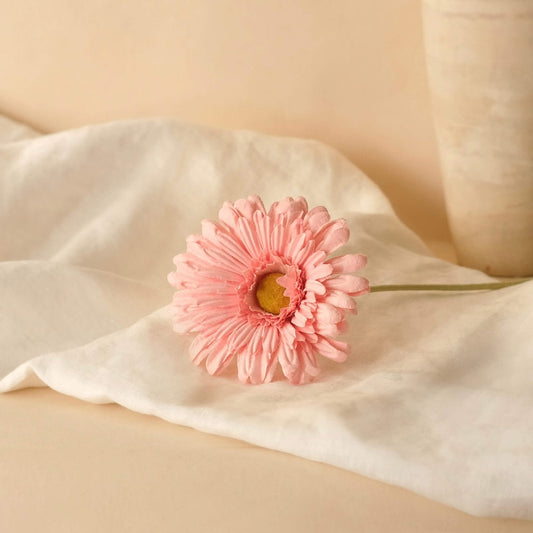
1 388 531 533
0 0 448 243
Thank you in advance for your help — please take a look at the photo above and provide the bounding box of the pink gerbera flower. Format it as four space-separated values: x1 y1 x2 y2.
167 195 369 384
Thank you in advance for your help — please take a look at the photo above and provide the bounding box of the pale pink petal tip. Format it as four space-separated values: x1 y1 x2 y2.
167 195 369 384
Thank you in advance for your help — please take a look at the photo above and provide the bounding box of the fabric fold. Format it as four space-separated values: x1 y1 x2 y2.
1 114 532 519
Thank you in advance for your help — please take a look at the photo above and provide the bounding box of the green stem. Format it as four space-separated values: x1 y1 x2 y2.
370 280 530 293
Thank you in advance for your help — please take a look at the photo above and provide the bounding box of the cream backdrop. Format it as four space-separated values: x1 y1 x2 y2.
0 0 447 243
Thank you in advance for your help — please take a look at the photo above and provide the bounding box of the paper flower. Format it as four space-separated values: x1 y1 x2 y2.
168 195 369 384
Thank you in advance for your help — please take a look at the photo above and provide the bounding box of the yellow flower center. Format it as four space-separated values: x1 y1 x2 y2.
255 272 291 315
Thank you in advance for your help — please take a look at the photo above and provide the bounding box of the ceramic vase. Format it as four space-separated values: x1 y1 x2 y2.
422 0 533 276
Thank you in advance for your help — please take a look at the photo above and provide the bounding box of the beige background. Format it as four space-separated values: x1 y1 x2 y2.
0 0 448 243
7 1 529 531
1 388 532 533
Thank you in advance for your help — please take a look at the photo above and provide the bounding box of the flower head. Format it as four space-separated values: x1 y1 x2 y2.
168 195 369 384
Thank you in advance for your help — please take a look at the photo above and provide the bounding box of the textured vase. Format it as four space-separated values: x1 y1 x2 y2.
422 0 533 276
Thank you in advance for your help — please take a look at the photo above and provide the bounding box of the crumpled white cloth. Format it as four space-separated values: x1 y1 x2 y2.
1 114 532 519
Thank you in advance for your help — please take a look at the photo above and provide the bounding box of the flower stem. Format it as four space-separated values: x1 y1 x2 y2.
370 279 531 293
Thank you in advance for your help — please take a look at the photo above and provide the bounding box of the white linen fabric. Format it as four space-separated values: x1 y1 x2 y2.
1 114 532 519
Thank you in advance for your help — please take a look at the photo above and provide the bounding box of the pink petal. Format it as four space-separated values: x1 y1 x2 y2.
206 339 235 376
277 342 300 382
262 325 280 356
320 290 357 311
237 217 262 258
280 322 297 344
292 196 309 213
218 202 240 229
211 317 244 342
234 197 257 220
305 279 326 295
285 231 307 262
188 310 230 332
172 318 195 334
219 197 266 237
200 219 221 243
214 232 252 267
172 253 189 266
236 344 251 382
292 239 314 266
315 320 343 337
178 285 237 297
277 338 320 385
237 328 262 384
298 301 315 319
305 206 330 231
315 302 344 324
246 195 267 214
199 233 251 272
299 344 321 377
303 250 328 269
269 197 307 223
254 209 272 253
260 327 280 383
200 223 250 270
299 330 318 344
276 268 299 298
237 327 278 385
326 254 367 274
324 275 369 295
185 239 207 258
314 336 349 362
268 198 289 217
172 259 242 285
305 262 334 281
270 218 287 254
314 220 350 254
277 333 298 370
290 347 320 384
227 321 255 351
291 310 308 328
190 334 212 365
